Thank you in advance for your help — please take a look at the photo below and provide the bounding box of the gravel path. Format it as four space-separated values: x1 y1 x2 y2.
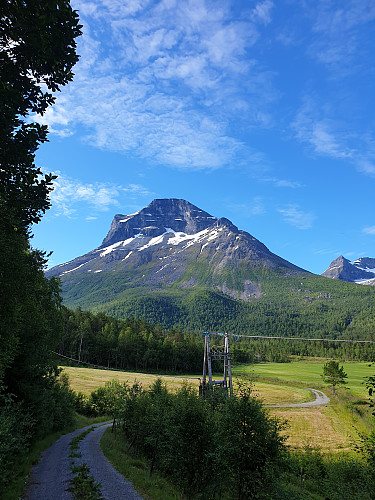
24 422 143 500
76 424 142 500
24 389 329 499
265 388 330 408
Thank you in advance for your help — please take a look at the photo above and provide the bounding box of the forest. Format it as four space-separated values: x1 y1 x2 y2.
57 306 375 375
0 0 82 490
59 269 375 342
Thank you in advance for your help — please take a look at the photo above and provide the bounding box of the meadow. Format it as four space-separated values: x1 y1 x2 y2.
62 358 375 453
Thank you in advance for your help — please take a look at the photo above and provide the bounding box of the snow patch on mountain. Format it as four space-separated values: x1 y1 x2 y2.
61 263 86 275
351 264 375 274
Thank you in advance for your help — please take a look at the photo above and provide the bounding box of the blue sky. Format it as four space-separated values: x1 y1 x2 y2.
32 0 375 274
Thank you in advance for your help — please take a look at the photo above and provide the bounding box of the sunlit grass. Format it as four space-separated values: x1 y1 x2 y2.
62 365 312 405
61 366 200 394
62 359 375 453
101 429 181 500
233 359 373 398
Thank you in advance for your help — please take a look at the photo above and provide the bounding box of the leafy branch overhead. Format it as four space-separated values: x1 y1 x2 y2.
0 0 82 230
0 1 82 491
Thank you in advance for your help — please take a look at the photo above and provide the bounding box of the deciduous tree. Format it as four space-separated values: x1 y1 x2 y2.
1 0 81 231
0 1 81 489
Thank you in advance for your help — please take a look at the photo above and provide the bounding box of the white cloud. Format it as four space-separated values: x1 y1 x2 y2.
46 171 153 217
35 0 277 170
278 204 315 229
363 226 375 235
292 96 375 177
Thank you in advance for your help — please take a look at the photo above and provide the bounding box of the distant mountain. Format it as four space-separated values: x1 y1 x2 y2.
322 256 375 285
47 198 305 302
46 199 375 336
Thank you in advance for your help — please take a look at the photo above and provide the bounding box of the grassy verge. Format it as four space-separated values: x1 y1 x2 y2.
2 414 108 500
271 387 373 452
100 428 181 500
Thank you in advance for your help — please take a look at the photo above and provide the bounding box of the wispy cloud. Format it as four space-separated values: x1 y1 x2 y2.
307 0 375 72
363 226 375 235
292 97 352 160
263 177 303 188
278 204 315 229
229 197 266 217
251 0 274 25
35 0 278 170
314 247 340 256
292 96 375 176
47 171 153 218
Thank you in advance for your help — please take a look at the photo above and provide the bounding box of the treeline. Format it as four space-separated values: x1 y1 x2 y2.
59 307 204 372
0 1 81 491
57 307 375 375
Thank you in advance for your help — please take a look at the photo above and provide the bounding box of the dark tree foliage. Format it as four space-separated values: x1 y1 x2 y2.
0 0 81 488
321 360 348 394
0 0 81 230
113 380 286 499
365 374 375 416
57 307 375 377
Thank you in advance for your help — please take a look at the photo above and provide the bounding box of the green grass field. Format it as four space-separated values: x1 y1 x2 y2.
233 358 374 398
62 358 375 452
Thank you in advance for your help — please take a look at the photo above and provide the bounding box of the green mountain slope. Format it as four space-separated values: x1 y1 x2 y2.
60 266 375 340
49 199 375 340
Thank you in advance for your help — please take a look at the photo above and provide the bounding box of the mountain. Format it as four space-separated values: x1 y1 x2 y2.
47 198 305 301
322 256 375 285
47 199 375 337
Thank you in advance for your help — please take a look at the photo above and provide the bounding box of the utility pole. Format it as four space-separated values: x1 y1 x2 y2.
200 332 233 396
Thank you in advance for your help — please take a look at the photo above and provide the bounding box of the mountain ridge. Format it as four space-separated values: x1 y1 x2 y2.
46 198 375 337
47 198 306 302
322 255 375 285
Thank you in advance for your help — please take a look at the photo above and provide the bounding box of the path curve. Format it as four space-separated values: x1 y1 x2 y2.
265 388 330 408
24 422 143 500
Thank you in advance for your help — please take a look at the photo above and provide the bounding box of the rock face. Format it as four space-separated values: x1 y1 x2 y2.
322 256 375 285
46 198 307 302
101 199 217 246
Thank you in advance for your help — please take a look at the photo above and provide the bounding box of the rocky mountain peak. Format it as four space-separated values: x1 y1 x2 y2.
101 198 217 247
46 198 307 305
352 257 375 270
322 255 375 284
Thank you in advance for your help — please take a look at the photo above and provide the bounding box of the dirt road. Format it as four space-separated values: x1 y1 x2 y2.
265 388 330 408
24 422 143 500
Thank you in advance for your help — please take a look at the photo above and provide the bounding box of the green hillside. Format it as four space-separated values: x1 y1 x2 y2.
60 267 375 340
